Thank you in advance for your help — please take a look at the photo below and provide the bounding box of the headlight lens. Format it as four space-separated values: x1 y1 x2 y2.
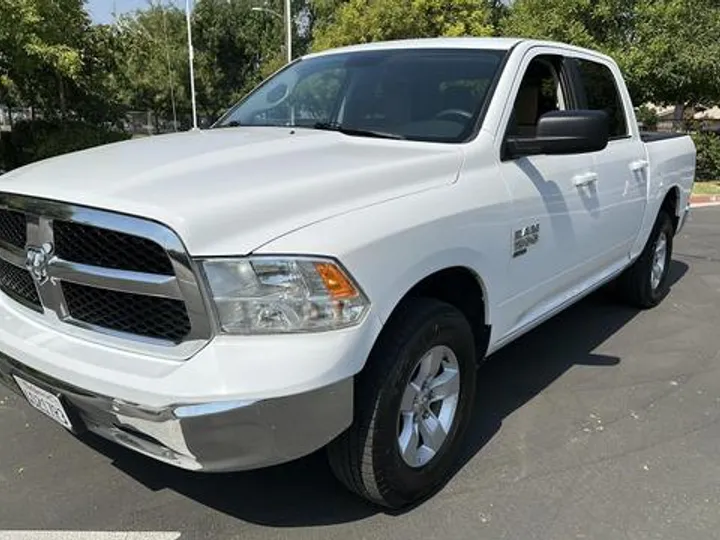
201 257 370 334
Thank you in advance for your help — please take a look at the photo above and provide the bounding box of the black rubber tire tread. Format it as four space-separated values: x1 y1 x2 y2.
327 297 476 508
618 210 674 309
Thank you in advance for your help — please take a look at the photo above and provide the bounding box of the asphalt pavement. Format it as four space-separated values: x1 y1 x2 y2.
1 208 720 540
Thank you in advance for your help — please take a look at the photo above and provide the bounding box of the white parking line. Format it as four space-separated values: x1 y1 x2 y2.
0 533 181 540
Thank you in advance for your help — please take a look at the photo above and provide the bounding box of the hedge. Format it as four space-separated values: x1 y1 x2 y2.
692 132 720 182
0 120 130 172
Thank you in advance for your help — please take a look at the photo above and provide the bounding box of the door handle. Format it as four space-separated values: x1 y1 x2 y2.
630 159 649 172
573 172 598 188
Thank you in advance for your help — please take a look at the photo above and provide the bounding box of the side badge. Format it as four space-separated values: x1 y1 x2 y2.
513 223 540 258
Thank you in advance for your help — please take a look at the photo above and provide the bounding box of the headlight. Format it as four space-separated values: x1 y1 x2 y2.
201 257 370 334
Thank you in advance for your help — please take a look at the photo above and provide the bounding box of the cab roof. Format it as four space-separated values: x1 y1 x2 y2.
305 38 524 59
304 37 610 64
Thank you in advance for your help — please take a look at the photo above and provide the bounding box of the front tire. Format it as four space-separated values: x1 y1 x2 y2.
618 210 674 309
327 298 477 508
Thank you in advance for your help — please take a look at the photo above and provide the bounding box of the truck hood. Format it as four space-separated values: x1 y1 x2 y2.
0 127 463 255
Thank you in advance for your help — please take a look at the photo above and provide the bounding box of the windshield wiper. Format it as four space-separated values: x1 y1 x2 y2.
312 122 405 140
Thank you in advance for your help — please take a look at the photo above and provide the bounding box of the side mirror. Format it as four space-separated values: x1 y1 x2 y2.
504 110 610 160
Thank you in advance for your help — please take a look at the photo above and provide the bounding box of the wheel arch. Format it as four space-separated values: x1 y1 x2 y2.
376 265 492 361
660 185 681 233
632 183 686 258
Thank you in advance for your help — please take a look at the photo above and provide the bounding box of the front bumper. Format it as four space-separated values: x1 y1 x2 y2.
0 351 353 472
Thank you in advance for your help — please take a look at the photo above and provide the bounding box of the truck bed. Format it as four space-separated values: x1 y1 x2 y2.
629 131 696 257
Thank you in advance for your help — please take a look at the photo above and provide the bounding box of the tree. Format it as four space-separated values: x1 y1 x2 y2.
109 0 312 128
305 0 347 45
193 0 324 118
192 0 287 121
502 0 720 108
0 0 88 119
71 23 127 124
621 0 720 107
113 4 190 130
311 0 496 51
635 104 659 130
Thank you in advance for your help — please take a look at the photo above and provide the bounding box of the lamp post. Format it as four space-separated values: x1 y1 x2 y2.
251 0 292 65
185 0 199 130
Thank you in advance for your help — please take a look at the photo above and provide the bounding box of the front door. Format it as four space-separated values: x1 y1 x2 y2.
496 51 603 339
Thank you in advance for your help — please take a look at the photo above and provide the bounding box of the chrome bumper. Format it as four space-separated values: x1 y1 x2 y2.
0 352 353 472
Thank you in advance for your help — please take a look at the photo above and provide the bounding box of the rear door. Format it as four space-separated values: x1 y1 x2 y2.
568 56 648 261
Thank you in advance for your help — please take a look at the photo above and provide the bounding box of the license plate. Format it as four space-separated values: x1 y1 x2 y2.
14 376 73 430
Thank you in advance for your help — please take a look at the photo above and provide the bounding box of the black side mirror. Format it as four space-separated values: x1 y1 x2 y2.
504 110 610 160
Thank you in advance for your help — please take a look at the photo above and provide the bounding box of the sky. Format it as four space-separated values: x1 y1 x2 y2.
87 0 171 24
87 0 513 24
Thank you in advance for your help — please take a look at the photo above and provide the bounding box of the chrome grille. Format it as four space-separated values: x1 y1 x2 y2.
0 193 211 358
0 209 26 248
0 258 41 310
54 220 174 275
62 282 191 342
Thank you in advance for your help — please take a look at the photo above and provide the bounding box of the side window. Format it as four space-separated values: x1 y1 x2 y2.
507 56 569 138
575 59 628 138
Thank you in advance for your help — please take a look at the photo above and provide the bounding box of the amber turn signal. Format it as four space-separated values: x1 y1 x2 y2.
314 262 359 299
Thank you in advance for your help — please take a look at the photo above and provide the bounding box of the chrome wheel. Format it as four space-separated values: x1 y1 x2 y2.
397 345 460 468
650 231 668 290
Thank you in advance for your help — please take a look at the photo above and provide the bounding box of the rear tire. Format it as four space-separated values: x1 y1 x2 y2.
327 298 477 508
617 210 674 309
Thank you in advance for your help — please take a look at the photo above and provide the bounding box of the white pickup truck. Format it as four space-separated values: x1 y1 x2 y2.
0 38 695 508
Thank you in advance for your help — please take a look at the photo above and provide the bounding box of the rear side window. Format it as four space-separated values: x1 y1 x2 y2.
575 59 628 138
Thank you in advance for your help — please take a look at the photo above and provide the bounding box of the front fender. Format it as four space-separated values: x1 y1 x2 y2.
256 182 513 360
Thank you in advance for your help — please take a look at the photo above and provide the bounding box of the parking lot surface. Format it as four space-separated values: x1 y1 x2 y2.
1 208 719 540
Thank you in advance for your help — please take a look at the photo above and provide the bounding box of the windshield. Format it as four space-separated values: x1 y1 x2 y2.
213 48 507 143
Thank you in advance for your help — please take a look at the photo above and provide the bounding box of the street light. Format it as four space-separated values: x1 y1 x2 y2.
251 0 292 65
185 0 199 130
250 6 282 18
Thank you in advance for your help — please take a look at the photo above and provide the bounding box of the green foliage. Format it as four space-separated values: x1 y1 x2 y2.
0 0 86 80
0 120 130 170
112 5 190 125
2 0 718 154
312 0 496 51
692 133 720 182
193 0 287 121
0 132 16 172
636 105 659 130
110 0 307 124
622 0 720 106
501 0 628 49
502 0 720 107
0 0 95 114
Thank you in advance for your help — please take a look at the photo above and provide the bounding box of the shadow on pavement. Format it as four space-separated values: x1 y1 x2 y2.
80 261 689 526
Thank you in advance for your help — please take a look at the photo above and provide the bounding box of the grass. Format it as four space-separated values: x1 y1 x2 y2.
693 181 720 195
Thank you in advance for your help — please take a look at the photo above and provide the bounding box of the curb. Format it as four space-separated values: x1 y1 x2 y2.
690 194 720 208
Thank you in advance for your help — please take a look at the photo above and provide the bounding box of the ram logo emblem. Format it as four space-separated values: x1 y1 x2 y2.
513 223 540 258
25 243 54 284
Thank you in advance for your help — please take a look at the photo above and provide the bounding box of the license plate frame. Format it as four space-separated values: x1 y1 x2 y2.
14 376 74 430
